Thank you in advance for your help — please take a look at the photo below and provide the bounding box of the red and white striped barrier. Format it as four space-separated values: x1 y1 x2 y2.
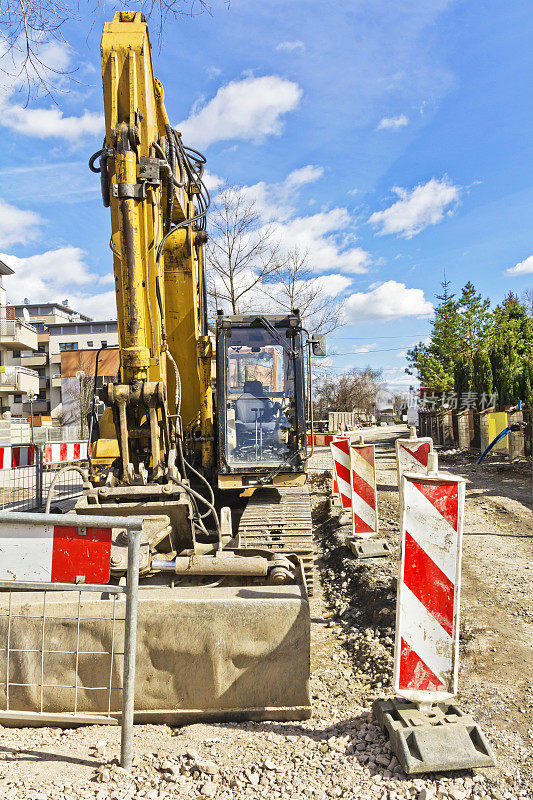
0 520 112 584
395 427 433 501
0 445 36 470
350 439 378 538
330 436 351 511
43 441 88 465
394 454 465 703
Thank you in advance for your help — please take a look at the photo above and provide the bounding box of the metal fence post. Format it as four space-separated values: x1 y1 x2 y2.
121 528 140 771
35 444 43 510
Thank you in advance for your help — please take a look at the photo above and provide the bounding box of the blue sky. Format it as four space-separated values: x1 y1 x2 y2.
0 0 531 394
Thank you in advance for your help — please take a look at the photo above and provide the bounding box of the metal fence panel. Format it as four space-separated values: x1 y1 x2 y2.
0 444 41 512
0 512 142 771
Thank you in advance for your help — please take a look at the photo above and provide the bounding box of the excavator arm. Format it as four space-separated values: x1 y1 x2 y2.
92 10 213 485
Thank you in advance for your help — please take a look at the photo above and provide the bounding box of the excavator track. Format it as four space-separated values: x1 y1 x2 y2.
238 485 315 595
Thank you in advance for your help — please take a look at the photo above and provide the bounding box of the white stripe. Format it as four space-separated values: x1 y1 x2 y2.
352 492 376 536
350 447 375 488
0 447 11 470
403 478 458 583
397 584 454 692
0 524 54 581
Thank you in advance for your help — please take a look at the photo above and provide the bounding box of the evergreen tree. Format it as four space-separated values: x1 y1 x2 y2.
453 282 491 393
406 279 459 391
489 293 533 406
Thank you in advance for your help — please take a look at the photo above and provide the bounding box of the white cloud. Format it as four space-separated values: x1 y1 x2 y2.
0 39 104 140
268 210 371 274
215 167 371 275
276 41 306 53
1 105 104 140
206 66 222 79
352 343 377 354
343 280 433 323
506 255 533 276
203 171 224 192
239 164 324 222
0 199 41 247
369 178 460 238
0 247 117 318
178 76 302 148
377 114 409 130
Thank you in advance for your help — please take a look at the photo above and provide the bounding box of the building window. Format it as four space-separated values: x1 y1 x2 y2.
38 344 46 353
13 394 22 403
59 342 78 351
87 340 93 348
101 340 107 348
12 350 21 358
32 322 45 333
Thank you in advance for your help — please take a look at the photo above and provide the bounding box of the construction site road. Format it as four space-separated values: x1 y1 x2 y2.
0 424 531 800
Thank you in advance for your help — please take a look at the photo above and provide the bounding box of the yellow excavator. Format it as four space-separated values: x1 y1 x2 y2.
77 11 324 722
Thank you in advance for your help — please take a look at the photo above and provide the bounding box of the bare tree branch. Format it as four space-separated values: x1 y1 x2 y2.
0 0 210 100
206 183 282 315
262 247 343 335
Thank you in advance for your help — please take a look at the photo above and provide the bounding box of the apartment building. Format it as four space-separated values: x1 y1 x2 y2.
0 263 39 414
5 301 118 419
47 318 119 418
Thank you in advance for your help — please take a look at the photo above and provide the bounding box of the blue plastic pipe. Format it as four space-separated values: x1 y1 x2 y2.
477 427 511 464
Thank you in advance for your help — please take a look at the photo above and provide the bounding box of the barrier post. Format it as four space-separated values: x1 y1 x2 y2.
345 435 390 559
395 426 433 505
373 453 495 773
329 437 351 520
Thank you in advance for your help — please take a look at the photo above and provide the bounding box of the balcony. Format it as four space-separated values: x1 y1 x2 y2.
21 351 48 368
0 309 38 351
0 366 40 395
21 400 49 415
51 374 62 389
39 376 50 390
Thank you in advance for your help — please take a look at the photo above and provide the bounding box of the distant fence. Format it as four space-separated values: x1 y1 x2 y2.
0 442 89 512
418 408 531 459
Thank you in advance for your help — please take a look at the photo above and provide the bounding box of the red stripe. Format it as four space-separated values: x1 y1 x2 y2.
403 531 454 637
398 637 445 691
353 511 374 534
353 444 374 467
73 443 81 460
44 444 52 463
60 443 67 462
352 471 375 510
333 439 350 456
340 491 351 510
336 461 350 485
51 526 112 584
0 448 4 469
333 475 338 494
402 441 431 466
412 480 458 531
11 447 20 467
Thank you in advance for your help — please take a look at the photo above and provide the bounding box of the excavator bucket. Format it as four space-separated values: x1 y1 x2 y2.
0 564 311 724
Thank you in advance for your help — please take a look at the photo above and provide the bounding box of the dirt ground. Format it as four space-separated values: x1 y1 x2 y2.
0 425 531 800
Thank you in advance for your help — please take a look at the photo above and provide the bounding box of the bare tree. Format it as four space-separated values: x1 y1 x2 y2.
206 184 282 315
521 289 533 318
314 367 383 418
0 0 209 99
262 247 342 335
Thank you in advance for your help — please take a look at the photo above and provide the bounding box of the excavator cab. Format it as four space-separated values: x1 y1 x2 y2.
216 313 307 486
